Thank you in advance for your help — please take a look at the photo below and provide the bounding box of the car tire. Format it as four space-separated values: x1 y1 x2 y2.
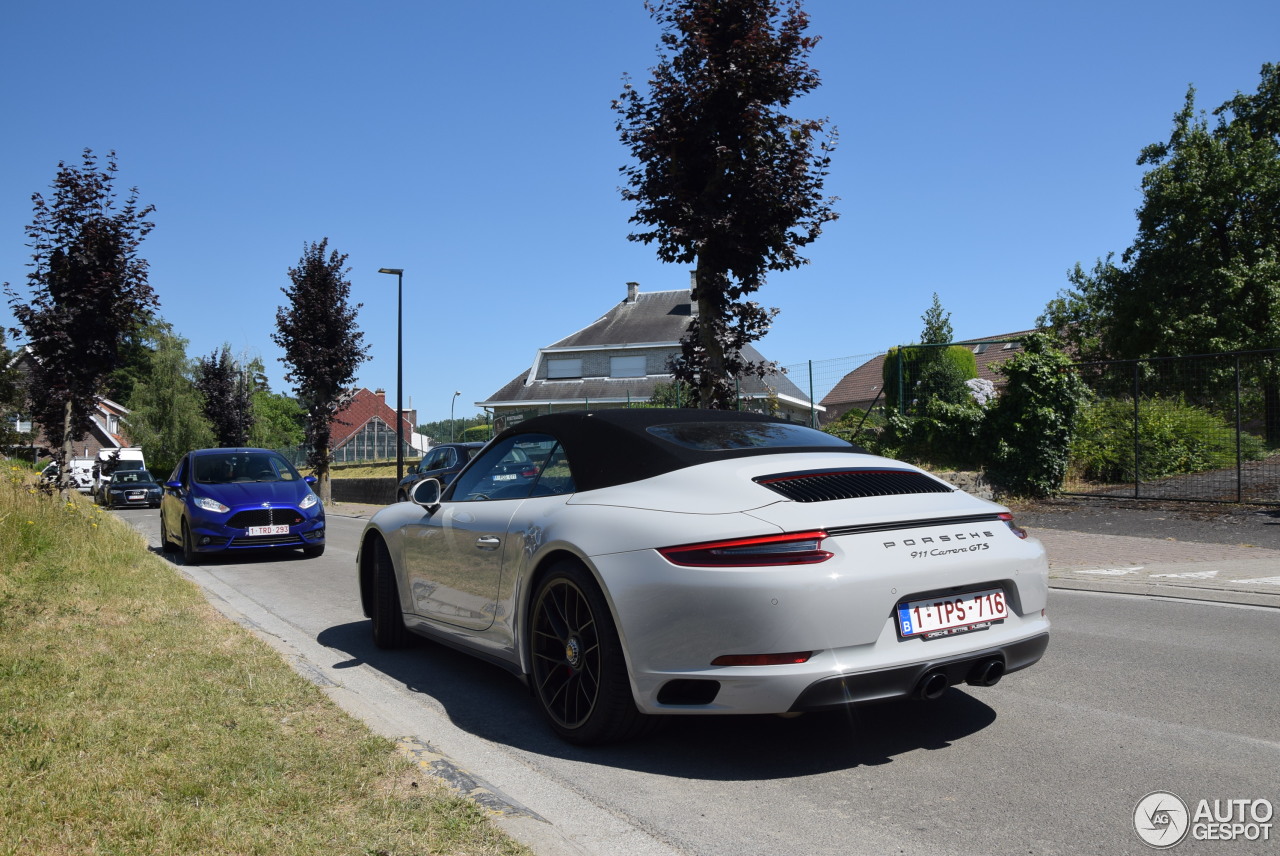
181 519 199 565
369 538 409 649
303 544 325 558
528 560 653 745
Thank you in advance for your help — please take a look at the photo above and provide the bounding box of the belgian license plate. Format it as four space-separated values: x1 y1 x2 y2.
493 474 516 481
897 588 1007 639
247 524 290 537
126 491 145 501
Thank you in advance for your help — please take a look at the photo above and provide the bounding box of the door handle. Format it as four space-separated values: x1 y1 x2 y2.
475 536 501 550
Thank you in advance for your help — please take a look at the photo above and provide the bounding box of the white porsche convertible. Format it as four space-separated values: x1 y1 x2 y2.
356 409 1050 744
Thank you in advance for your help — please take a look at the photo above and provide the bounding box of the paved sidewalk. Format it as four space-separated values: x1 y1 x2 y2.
327 502 1280 609
1033 527 1280 608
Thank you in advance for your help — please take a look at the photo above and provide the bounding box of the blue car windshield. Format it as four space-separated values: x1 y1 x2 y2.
193 452 301 484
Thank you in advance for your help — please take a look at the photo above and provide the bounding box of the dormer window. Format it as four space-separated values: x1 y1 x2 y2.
547 359 583 379
610 356 646 378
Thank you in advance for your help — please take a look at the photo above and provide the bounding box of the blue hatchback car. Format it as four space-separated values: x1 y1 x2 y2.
160 448 325 562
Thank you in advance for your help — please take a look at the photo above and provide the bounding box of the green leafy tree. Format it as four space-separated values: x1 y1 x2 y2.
644 381 696 408
883 296 976 412
272 239 369 501
415 415 489 445
919 292 953 345
125 329 215 479
1041 63 1280 439
4 150 158 491
249 388 307 451
984 333 1089 497
104 312 164 406
615 0 838 408
195 344 254 447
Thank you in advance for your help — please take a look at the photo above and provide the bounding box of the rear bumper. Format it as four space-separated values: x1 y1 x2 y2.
789 631 1049 710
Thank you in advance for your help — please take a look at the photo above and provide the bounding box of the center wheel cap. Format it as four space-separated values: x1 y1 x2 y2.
565 637 582 668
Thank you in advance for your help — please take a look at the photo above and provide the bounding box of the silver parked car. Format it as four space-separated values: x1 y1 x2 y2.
356 409 1050 744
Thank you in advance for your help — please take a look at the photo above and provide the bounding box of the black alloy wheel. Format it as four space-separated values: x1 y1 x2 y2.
369 537 409 649
529 561 651 745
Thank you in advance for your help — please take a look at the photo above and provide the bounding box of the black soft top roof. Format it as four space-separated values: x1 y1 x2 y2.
494 409 863 493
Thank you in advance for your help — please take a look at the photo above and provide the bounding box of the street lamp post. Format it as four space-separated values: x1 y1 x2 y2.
377 268 405 481
451 391 461 442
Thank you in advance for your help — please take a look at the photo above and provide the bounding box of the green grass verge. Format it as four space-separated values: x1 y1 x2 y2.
0 467 530 856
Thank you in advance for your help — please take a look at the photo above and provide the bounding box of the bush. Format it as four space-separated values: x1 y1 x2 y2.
1070 396 1268 483
882 345 978 412
983 333 1088 498
459 424 494 442
824 401 986 470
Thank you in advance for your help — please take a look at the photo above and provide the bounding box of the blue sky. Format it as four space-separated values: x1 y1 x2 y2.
3 1 1278 423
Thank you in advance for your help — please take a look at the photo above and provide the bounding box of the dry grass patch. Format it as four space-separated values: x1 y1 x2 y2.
0 470 529 856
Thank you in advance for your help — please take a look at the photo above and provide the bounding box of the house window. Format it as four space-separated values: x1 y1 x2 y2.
610 355 646 378
547 359 582 379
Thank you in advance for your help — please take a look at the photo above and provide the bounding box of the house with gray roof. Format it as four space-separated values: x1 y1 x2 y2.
478 282 820 430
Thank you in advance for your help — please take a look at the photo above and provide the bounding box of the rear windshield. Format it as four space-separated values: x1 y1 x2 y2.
646 421 853 452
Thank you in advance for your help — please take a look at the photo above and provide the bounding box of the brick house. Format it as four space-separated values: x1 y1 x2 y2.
329 387 430 463
478 282 821 430
6 347 136 462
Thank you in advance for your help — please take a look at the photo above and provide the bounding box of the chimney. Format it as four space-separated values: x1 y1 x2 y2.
374 388 386 403
625 281 639 303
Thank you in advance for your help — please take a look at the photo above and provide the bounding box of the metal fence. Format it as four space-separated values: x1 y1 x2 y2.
1063 349 1280 504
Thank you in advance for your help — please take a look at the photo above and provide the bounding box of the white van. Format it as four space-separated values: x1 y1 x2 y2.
69 458 95 493
93 447 146 497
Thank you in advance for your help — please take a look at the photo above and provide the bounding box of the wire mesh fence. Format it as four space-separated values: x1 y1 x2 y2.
1064 349 1280 504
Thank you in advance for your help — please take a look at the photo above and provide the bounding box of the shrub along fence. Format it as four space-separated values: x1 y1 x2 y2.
1065 349 1280 504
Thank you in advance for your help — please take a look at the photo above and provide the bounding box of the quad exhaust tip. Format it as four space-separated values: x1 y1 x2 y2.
915 670 950 701
966 658 1005 688
915 658 1006 700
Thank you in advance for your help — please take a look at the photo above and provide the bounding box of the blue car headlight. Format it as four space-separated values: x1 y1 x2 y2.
194 496 230 513
300 492 318 510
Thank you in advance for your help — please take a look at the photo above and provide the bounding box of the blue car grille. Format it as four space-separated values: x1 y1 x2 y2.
753 468 955 502
227 508 304 529
230 533 303 547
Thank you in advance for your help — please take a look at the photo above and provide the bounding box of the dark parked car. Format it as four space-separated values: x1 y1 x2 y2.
160 448 325 562
97 468 163 509
396 442 485 501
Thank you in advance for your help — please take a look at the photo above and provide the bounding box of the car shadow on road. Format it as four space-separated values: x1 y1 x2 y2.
318 620 999 778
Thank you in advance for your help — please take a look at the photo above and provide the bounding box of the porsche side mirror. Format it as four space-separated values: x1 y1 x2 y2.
411 477 442 509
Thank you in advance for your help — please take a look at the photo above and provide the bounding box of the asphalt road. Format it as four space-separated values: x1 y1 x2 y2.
116 506 1280 856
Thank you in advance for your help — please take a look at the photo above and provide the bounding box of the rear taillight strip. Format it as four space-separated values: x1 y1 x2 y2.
659 530 833 567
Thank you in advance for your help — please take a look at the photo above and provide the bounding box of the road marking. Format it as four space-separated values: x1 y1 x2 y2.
1239 576 1280 586
1075 567 1143 576
1150 570 1220 580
